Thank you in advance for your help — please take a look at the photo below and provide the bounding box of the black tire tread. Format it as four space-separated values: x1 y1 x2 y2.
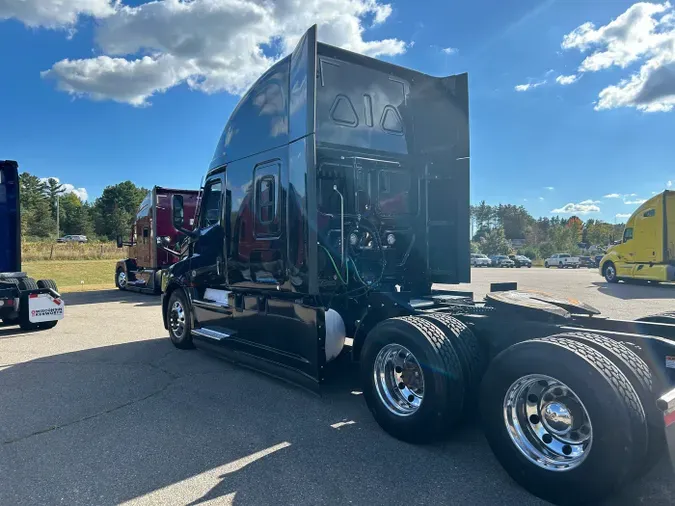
420 313 484 389
36 279 58 292
537 336 646 429
395 316 464 398
564 331 652 391
17 277 38 291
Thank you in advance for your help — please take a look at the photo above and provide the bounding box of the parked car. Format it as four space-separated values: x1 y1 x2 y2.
509 254 532 268
544 253 580 269
471 253 492 267
594 254 604 268
490 255 515 267
57 234 87 243
579 256 595 268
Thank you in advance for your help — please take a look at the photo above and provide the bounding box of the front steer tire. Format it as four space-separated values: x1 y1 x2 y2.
603 261 619 283
480 335 645 506
167 289 194 349
361 316 465 444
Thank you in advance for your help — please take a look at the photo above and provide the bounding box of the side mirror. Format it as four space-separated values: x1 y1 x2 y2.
116 235 123 248
172 195 184 230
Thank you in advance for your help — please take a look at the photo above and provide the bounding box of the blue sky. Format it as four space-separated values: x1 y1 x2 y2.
1 0 674 223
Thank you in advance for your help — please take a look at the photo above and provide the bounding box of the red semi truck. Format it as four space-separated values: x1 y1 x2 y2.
115 186 198 294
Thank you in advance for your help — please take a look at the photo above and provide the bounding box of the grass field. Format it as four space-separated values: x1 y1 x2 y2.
23 260 116 293
22 242 128 262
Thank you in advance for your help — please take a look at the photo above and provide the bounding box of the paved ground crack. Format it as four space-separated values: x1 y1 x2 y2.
2 380 174 446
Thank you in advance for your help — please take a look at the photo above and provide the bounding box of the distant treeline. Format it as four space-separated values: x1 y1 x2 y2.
471 201 625 258
20 172 147 241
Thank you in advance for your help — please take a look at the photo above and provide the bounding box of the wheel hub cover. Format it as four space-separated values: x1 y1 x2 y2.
542 402 573 434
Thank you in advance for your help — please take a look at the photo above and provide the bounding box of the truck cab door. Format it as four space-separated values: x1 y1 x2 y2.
191 175 226 284
616 227 634 276
190 174 229 326
634 207 659 264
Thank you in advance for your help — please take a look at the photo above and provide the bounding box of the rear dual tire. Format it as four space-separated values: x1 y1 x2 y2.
481 334 654 505
361 315 483 444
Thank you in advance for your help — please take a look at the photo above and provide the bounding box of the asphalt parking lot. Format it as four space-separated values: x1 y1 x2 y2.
0 268 673 505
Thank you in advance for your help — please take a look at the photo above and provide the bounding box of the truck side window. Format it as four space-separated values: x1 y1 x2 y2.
257 176 276 224
142 227 149 244
253 162 280 237
643 209 655 217
623 227 633 242
201 181 223 228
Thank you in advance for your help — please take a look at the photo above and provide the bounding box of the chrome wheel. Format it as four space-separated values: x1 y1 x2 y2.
117 270 127 289
169 300 186 338
373 344 425 416
504 374 593 471
605 265 616 281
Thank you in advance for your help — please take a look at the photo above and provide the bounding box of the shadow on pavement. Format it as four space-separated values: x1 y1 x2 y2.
593 281 675 300
0 338 671 505
62 289 161 307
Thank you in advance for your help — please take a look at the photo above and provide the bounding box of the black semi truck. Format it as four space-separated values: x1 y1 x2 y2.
0 160 64 330
161 26 675 505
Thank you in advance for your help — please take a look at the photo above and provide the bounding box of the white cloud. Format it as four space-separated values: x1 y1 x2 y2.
0 0 115 28
603 193 622 198
627 193 638 197
551 202 601 214
539 196 545 201
579 199 601 204
442 47 458 55
515 80 547 92
561 1 675 112
544 186 555 190
624 198 647 204
668 180 673 188
615 213 632 219
39 177 88 201
555 74 579 85
37 0 406 106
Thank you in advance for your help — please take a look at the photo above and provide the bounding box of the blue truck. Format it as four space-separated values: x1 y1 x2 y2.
0 160 64 330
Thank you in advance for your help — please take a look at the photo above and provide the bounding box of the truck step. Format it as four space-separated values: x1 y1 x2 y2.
192 327 236 341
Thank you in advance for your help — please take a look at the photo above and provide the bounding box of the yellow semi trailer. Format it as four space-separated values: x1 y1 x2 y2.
600 190 675 283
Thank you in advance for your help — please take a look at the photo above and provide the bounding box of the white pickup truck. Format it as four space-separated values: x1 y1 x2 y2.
544 253 580 269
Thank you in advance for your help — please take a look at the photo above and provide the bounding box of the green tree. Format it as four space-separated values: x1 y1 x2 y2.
495 204 534 240
518 246 539 260
93 181 148 239
19 172 46 210
19 172 55 239
480 227 511 255
43 177 65 220
473 200 493 231
60 193 94 236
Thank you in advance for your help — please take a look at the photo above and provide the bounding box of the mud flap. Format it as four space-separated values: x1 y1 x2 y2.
657 389 675 468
